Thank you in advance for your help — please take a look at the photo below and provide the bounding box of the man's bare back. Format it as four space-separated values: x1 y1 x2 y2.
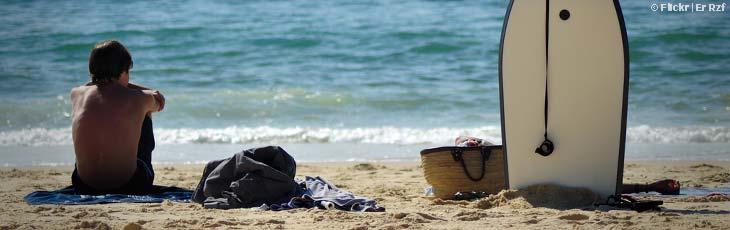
70 40 165 193
71 79 162 190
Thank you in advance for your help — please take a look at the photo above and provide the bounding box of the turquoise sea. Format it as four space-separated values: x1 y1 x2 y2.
1 0 729 165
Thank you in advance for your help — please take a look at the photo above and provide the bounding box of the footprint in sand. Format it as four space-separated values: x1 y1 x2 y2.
558 213 590 221
122 222 143 230
690 164 723 170
74 221 111 230
702 172 730 183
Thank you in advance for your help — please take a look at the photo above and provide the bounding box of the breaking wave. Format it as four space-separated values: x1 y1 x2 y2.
1 125 729 146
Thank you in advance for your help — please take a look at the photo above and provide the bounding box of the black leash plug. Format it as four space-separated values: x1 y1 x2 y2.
535 139 554 156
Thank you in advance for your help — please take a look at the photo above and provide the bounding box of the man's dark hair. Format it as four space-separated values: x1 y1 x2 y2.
88 40 133 85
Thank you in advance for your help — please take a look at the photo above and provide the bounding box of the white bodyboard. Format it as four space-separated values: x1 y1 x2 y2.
499 0 629 197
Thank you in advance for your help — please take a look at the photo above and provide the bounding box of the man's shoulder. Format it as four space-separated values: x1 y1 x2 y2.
71 84 91 92
71 84 148 101
124 87 152 99
70 84 95 100
121 87 155 107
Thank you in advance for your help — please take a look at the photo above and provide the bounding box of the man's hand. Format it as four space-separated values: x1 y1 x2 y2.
152 90 166 112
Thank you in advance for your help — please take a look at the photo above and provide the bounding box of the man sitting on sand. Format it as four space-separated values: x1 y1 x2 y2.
69 40 165 195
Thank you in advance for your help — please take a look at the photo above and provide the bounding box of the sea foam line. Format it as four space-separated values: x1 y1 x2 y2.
0 126 501 146
154 126 502 145
626 125 730 144
1 125 729 146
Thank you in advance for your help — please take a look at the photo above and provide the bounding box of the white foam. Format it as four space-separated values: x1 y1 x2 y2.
0 128 72 146
627 125 730 143
153 126 503 145
1 125 729 146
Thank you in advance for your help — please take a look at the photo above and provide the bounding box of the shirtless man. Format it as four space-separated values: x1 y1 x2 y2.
70 40 165 194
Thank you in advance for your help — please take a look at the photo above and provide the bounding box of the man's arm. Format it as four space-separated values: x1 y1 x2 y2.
127 82 152 91
141 90 165 113
128 82 164 111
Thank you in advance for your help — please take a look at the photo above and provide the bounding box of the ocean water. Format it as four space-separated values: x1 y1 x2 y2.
1 0 729 165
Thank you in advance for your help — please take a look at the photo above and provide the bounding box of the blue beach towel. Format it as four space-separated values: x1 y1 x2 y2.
24 185 193 205
628 187 730 197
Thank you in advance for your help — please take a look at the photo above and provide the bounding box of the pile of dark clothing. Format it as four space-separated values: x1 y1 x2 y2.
192 146 384 212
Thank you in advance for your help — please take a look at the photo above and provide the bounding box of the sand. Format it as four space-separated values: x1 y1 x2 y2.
2 161 730 229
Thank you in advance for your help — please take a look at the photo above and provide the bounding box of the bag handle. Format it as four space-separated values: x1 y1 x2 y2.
451 148 491 182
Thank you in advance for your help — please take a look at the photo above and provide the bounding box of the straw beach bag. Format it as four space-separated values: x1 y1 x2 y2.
420 145 506 199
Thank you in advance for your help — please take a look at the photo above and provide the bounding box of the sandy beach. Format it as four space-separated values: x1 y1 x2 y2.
1 160 729 229
1 0 728 229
